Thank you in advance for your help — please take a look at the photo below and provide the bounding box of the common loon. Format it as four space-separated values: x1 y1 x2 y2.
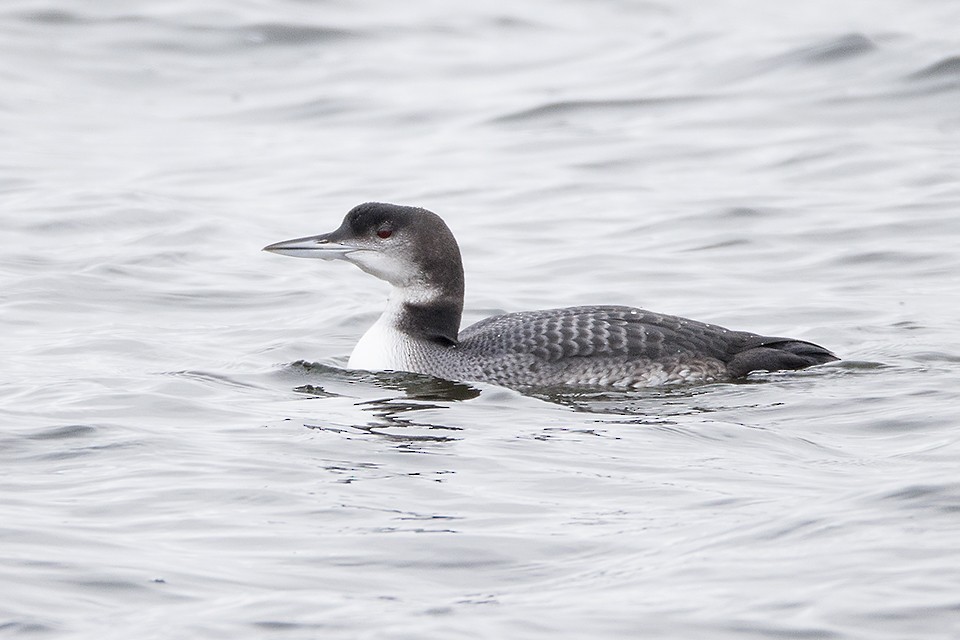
264 202 838 389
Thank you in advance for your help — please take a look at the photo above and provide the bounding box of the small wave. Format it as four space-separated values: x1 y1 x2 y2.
744 33 878 80
829 249 943 267
27 424 98 441
226 96 355 123
774 33 877 66
907 55 960 81
142 22 358 54
876 483 960 515
15 9 357 53
286 360 482 402
491 96 705 124
15 9 91 25
237 22 355 47
0 622 56 635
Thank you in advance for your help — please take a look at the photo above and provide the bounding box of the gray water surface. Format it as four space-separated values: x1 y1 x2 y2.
3 1 960 638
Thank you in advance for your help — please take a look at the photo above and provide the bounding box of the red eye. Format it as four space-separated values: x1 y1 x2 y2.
377 229 392 239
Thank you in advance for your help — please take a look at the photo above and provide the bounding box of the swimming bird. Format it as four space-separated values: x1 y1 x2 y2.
264 202 838 389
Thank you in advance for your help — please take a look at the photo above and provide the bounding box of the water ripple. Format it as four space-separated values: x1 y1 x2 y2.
781 33 878 65
908 55 960 81
491 95 708 124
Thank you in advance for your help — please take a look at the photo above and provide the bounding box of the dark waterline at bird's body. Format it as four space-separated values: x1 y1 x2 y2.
264 203 838 390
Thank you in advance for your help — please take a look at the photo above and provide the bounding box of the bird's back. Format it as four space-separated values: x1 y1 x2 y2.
441 305 836 388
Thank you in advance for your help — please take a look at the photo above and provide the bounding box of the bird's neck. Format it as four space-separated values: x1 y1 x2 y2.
347 286 462 371
386 285 462 346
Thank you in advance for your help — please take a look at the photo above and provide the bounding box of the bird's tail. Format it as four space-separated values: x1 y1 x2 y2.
727 338 839 378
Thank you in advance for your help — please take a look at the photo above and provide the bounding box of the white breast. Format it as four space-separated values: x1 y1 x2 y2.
346 287 451 373
347 317 408 371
